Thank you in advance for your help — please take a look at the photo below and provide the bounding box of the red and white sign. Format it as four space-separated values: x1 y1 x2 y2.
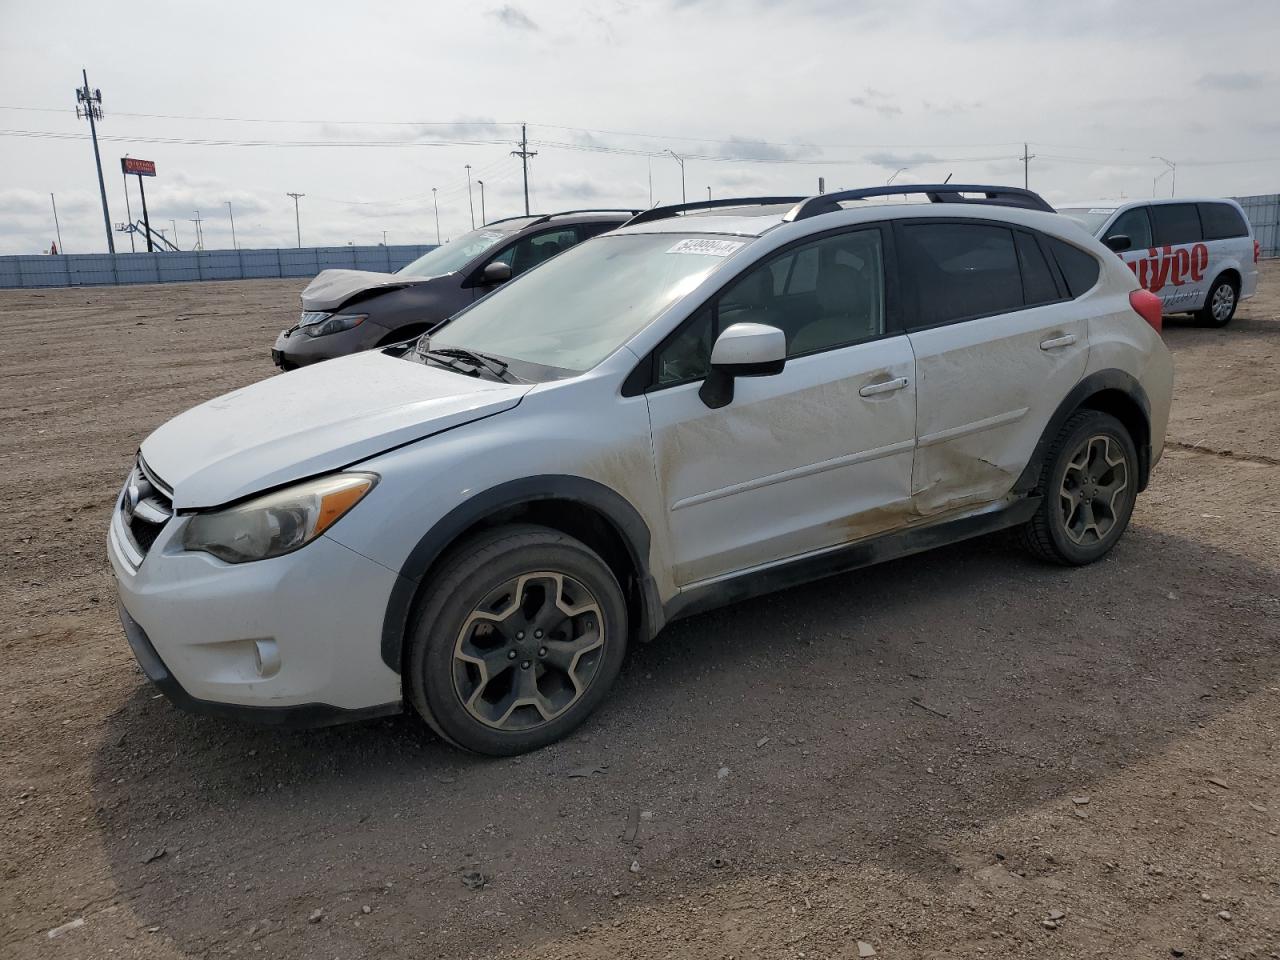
120 157 157 177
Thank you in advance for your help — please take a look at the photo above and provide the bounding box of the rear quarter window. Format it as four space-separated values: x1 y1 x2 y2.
1150 203 1204 246
1197 202 1249 241
1047 238 1101 298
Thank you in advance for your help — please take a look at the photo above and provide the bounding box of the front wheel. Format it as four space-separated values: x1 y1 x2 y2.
406 524 628 755
1019 410 1139 565
1198 275 1238 327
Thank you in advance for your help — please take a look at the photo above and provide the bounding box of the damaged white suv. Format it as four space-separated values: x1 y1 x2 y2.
110 185 1173 755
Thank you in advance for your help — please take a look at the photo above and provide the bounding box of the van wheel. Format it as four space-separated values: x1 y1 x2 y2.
405 524 628 755
1198 275 1238 327
1019 410 1139 566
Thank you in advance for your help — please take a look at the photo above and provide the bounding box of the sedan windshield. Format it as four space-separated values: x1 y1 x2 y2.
1058 208 1115 236
398 227 514 278
429 233 741 372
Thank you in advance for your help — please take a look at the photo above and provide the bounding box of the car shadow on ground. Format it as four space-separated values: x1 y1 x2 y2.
89 523 1280 958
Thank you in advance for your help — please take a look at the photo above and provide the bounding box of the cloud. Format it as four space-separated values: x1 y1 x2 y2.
863 151 939 169
849 88 901 119
921 98 983 114
716 136 815 162
489 5 538 29
1198 71 1266 90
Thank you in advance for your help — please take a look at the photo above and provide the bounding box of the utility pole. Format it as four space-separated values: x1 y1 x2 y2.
465 164 475 229
1152 156 1176 197
511 123 538 215
190 210 204 250
1020 143 1036 189
75 69 114 253
432 187 441 244
665 149 686 203
121 156 136 253
286 192 304 247
50 193 64 253
226 201 237 249
477 180 486 225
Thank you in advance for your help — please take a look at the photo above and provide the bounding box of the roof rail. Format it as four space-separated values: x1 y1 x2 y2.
783 184 1055 222
527 208 641 227
482 214 546 227
623 197 808 227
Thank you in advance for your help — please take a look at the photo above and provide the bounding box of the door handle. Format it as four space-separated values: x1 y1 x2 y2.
858 376 909 398
1040 334 1077 350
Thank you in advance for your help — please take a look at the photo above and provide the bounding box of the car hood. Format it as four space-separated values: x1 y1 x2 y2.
300 268 437 312
141 350 530 509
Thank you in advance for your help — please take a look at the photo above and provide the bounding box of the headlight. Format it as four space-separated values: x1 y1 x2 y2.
296 313 367 338
182 473 377 564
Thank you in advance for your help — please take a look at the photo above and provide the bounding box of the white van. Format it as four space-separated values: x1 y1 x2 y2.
1059 198 1259 326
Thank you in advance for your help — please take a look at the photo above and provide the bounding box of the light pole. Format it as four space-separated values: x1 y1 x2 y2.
465 163 475 229
226 201 237 249
122 155 136 253
665 149 686 203
382 230 388 246
706 186 711 201
477 180 486 225
432 187 441 244
50 193 64 253
286 192 304 247
1152 156 1176 197
887 167 907 184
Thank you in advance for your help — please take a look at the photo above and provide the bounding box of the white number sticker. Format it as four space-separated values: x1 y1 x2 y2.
666 238 745 257
1088 208 1116 215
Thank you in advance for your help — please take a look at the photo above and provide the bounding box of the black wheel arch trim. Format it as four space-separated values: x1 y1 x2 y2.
1013 369 1153 496
380 474 662 673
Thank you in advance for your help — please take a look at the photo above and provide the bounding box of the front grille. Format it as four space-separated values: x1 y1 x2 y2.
120 458 174 562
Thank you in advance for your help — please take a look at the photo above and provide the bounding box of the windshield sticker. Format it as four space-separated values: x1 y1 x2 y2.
1088 208 1116 215
666 238 745 257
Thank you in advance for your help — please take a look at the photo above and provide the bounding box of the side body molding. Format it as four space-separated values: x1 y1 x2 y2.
380 475 660 672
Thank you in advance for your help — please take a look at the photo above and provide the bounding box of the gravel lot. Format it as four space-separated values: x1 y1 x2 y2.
2 265 1279 959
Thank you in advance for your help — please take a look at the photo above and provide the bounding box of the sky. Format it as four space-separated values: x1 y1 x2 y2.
1 0 1278 255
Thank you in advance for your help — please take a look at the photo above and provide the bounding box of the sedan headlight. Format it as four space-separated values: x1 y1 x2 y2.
182 473 377 564
296 312 368 338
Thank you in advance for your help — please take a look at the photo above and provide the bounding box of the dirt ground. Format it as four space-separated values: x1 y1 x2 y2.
2 265 1279 960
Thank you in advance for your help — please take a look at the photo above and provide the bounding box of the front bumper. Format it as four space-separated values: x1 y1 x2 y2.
109 491 406 725
272 320 390 370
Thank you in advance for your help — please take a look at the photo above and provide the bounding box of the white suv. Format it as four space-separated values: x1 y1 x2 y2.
110 185 1173 755
1059 198 1259 326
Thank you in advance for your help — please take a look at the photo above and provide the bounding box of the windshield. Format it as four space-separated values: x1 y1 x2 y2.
429 233 740 373
1058 208 1115 236
397 226 516 278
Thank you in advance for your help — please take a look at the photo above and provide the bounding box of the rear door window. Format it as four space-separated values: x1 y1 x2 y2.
1150 204 1203 246
1197 202 1249 241
1108 207 1153 249
899 223 1022 327
1015 231 1061 306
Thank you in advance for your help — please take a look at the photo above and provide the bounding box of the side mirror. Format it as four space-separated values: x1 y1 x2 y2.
481 261 512 285
1103 233 1132 253
699 322 786 409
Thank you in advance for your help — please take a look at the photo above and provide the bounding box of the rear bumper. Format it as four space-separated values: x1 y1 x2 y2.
118 600 401 728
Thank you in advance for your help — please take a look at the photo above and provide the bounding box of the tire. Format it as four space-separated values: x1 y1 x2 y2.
1197 274 1238 327
405 524 628 755
1019 410 1139 566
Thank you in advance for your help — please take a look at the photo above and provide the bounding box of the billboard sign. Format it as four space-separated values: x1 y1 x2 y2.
121 157 157 177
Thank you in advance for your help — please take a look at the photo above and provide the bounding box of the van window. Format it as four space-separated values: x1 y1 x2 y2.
900 223 1022 327
1150 204 1203 246
1047 238 1101 298
1108 207 1153 249
1015 232 1060 306
1198 202 1249 241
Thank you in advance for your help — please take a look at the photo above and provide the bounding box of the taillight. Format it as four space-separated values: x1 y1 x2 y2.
1255 239 1261 263
1130 288 1163 333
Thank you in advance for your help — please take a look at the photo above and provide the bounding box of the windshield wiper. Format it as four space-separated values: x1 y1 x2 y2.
425 346 516 382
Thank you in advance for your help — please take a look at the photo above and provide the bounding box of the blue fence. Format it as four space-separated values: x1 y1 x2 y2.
0 244 439 289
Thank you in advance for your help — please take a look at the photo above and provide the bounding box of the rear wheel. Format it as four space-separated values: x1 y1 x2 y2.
406 524 628 755
1019 410 1139 565
1197 274 1238 327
